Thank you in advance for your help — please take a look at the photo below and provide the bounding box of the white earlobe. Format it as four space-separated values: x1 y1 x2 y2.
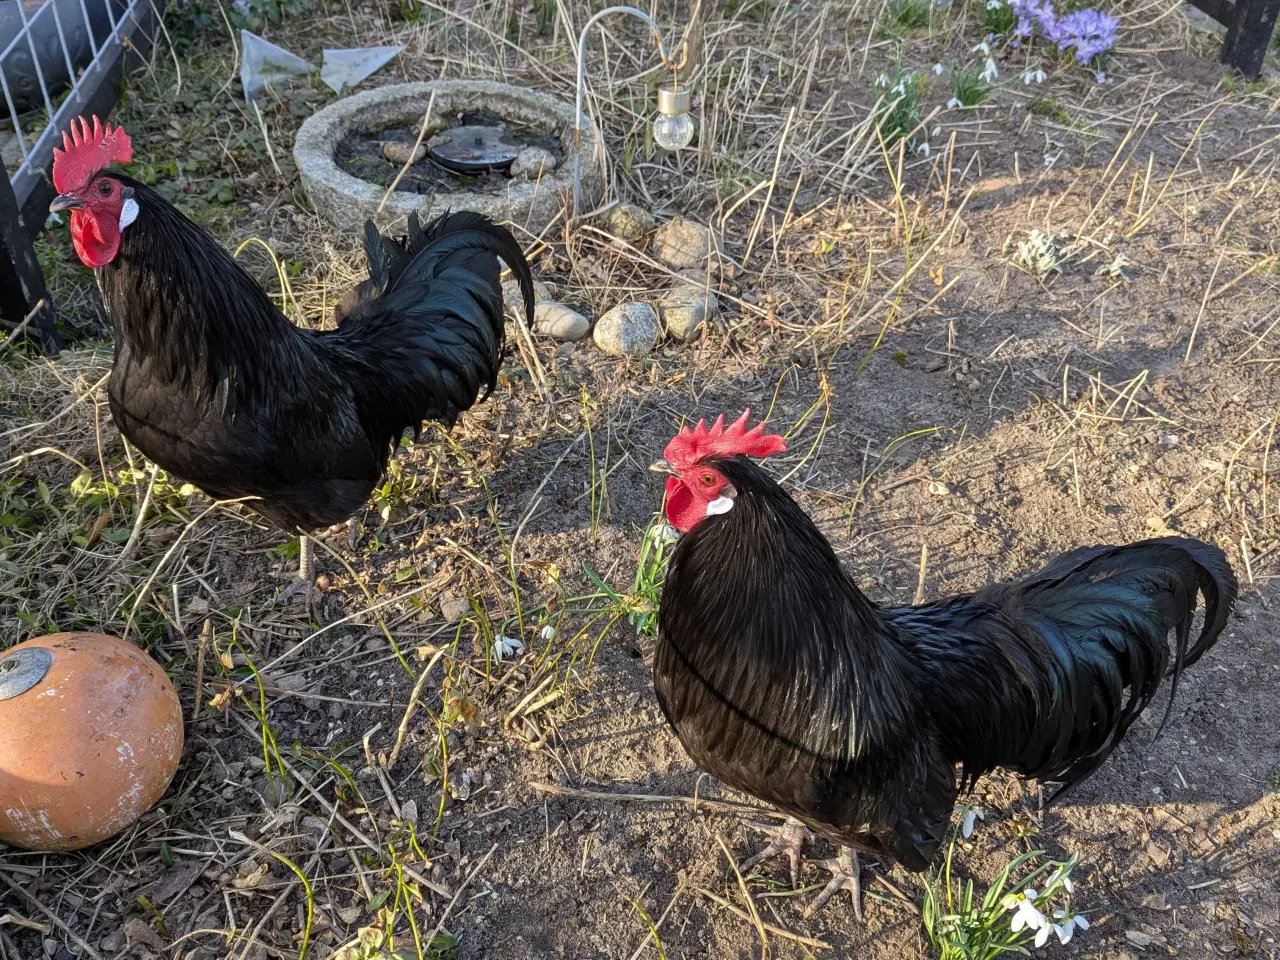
706 496 734 516
119 197 139 231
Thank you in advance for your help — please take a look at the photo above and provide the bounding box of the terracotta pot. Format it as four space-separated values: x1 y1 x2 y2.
0 632 183 851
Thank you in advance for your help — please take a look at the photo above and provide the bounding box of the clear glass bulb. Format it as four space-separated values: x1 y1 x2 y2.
653 112 695 151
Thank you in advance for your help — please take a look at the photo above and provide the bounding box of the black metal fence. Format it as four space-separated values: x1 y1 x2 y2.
1186 0 1280 77
1 0 162 352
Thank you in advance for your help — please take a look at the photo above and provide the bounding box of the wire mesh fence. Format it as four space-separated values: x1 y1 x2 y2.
1 0 161 349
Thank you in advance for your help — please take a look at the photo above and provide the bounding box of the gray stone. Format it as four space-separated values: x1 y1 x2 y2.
509 145 557 179
398 798 418 827
440 595 470 623
593 302 660 357
605 203 657 244
659 274 718 341
447 770 474 801
653 216 715 270
295 80 604 233
534 301 591 341
502 275 552 313
100 931 126 953
381 141 425 165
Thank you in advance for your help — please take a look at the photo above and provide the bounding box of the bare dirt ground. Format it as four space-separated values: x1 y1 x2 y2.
3 0 1280 958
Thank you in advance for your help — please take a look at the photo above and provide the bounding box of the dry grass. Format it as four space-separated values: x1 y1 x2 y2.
4 0 1280 957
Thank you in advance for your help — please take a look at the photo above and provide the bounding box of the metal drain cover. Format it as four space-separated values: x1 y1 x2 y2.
0 646 53 701
427 125 520 173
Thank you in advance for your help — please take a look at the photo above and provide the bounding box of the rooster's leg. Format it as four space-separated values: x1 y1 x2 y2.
274 535 315 607
739 817 810 890
806 846 863 921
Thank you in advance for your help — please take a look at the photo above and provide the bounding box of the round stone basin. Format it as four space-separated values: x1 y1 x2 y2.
294 79 602 234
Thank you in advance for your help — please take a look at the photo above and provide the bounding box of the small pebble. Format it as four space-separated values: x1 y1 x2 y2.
440 595 470 623
509 146 557 179
381 141 426 165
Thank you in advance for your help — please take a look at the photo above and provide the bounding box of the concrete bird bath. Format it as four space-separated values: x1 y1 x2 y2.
294 80 602 233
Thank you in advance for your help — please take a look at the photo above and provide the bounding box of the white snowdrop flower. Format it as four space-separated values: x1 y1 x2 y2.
1051 909 1090 944
981 57 999 82
947 96 964 109
493 635 524 660
875 73 890 88
933 62 945 75
932 125 942 137
916 141 932 157
539 624 556 641
973 40 992 55
1044 151 1057 166
652 522 680 544
961 806 985 838
1022 67 1047 84
892 80 907 95
985 0 1003 8
1003 890 1046 933
1047 866 1074 894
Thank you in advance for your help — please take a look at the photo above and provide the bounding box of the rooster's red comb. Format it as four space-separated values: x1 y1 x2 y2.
52 115 133 194
663 410 787 469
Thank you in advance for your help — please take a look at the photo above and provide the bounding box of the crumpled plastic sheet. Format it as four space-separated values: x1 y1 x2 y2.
321 45 404 94
240 30 315 102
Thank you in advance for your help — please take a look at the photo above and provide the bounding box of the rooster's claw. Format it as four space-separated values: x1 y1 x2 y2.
739 817 810 890
806 846 863 921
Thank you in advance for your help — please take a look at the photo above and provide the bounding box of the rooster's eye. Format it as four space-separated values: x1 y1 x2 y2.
96 180 112 197
700 472 716 485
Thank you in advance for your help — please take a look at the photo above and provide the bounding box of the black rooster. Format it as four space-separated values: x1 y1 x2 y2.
49 116 533 602
651 412 1236 917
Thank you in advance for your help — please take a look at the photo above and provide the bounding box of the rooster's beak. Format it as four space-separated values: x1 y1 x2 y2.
49 194 84 212
649 459 675 475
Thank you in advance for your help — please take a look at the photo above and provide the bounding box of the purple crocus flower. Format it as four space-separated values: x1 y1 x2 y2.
1011 0 1057 38
1054 8 1119 65
1008 0 1117 74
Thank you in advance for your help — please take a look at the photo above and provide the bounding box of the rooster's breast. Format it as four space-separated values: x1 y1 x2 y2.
107 345 380 532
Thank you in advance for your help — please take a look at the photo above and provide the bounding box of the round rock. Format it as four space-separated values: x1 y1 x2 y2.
509 146 557 179
502 275 552 310
605 203 657 244
593 302 660 357
659 275 718 341
653 216 715 270
534 301 591 341
381 141 426 165
439 596 470 623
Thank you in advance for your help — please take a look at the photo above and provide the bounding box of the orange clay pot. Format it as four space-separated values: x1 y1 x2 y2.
0 633 183 851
